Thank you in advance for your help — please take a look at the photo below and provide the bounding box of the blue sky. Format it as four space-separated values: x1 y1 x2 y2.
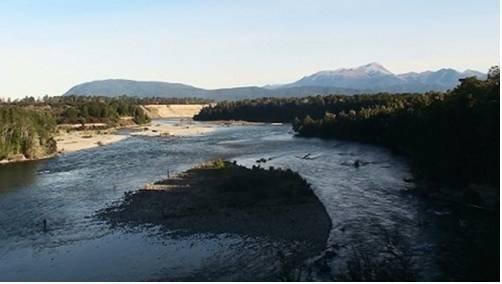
0 0 499 98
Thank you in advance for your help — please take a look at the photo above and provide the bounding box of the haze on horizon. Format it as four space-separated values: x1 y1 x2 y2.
0 0 499 98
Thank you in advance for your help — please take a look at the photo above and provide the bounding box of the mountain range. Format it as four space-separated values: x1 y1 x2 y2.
64 63 485 100
281 62 485 92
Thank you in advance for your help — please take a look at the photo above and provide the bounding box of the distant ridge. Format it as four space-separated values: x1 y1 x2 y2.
64 79 206 98
64 63 486 100
281 63 486 92
63 79 363 101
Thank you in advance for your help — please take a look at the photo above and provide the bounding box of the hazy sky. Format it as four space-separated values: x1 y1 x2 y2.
0 0 499 98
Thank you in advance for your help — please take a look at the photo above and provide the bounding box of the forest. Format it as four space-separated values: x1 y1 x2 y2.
1 95 213 125
0 106 57 160
2 95 212 106
195 67 499 186
50 96 151 125
194 92 423 122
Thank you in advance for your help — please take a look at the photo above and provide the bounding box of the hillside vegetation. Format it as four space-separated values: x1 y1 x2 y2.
3 95 215 125
0 106 57 160
5 96 155 125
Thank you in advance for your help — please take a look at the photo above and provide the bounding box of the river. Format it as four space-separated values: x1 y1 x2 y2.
0 119 445 281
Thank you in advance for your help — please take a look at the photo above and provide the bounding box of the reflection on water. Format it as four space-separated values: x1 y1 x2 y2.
0 161 40 194
0 119 436 280
0 228 288 281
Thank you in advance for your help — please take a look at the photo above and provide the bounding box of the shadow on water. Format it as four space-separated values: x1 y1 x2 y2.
0 161 41 194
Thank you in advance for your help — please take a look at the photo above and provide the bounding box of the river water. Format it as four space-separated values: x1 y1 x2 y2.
0 119 442 281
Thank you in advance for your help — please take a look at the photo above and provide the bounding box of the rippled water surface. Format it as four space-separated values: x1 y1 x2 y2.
0 119 438 281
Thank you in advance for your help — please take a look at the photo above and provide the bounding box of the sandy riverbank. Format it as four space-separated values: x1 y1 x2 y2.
55 120 220 153
130 121 216 137
128 119 269 137
55 130 127 154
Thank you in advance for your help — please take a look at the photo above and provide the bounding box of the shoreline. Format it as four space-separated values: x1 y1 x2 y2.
56 119 221 153
0 153 58 165
202 120 267 126
129 120 216 137
0 119 253 165
55 129 128 154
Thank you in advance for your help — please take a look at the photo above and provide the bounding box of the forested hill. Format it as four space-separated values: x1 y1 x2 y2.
195 66 500 186
63 79 361 101
64 80 206 98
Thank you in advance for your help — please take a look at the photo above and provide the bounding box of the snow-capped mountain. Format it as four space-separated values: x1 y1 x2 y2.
290 63 402 90
283 63 485 92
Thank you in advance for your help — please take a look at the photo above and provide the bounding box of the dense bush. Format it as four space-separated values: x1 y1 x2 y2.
0 106 57 160
1 95 213 126
194 93 423 122
198 160 314 207
48 96 152 125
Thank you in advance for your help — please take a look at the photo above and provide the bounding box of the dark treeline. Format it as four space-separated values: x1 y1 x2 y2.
0 106 57 160
194 92 425 122
1 95 212 125
1 96 154 125
1 95 212 106
49 96 151 125
196 67 499 186
135 96 212 105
